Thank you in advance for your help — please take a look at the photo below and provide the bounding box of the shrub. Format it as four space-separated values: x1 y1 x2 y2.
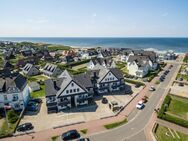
163 113 188 128
7 110 19 123
155 80 160 85
157 95 171 118
80 129 88 134
51 135 59 141
125 79 145 86
104 118 127 129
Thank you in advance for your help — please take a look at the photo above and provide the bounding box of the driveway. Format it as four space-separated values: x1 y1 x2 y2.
170 82 188 98
19 84 142 132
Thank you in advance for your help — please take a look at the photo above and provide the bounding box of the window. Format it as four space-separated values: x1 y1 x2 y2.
71 83 74 87
70 89 72 93
77 88 80 92
66 90 69 94
4 95 8 101
12 94 18 101
109 72 111 76
74 89 76 92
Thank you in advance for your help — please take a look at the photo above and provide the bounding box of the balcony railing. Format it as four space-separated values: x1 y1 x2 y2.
58 100 70 106
46 102 57 107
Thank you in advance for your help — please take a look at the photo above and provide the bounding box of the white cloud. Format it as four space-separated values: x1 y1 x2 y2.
26 17 49 24
161 12 168 17
92 13 97 17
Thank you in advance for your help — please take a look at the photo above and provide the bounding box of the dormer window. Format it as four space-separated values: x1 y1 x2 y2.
71 83 74 87
4 95 8 101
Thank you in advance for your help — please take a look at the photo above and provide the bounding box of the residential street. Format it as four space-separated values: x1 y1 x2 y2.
1 62 180 141
88 63 180 141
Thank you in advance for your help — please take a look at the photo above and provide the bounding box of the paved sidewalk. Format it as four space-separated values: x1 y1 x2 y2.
0 64 172 141
144 61 183 141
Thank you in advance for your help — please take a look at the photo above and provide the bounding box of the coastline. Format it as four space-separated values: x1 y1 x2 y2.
0 37 188 54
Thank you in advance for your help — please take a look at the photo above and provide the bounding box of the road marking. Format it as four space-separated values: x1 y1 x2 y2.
168 128 175 138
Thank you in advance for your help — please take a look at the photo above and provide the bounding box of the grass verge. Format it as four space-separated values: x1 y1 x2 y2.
154 125 188 141
104 118 127 129
80 129 88 134
51 135 59 141
30 85 45 98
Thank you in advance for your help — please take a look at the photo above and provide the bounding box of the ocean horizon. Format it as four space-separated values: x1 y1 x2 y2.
0 37 188 53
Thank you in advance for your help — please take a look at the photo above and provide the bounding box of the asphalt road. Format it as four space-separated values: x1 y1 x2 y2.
88 63 179 141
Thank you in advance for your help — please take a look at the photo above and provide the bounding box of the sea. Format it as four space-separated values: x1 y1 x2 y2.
0 37 188 53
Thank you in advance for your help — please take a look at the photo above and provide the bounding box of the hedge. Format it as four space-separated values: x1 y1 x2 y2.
157 95 188 128
58 59 90 69
163 113 188 128
124 79 145 86
157 95 171 118
7 110 19 124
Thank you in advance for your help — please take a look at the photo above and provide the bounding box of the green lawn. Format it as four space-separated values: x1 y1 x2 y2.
167 96 188 120
104 118 127 129
47 44 71 51
177 74 188 82
183 56 188 63
155 125 188 141
0 120 17 137
30 85 45 98
80 129 88 134
116 61 127 69
72 63 87 70
121 67 129 75
27 75 49 82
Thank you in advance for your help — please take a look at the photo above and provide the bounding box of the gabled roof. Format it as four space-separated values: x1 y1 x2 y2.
43 63 57 73
87 67 124 83
91 58 114 67
3 61 14 69
0 70 27 93
128 55 150 67
22 63 33 72
45 70 92 97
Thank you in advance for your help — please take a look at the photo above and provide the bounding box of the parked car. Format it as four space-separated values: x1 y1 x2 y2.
149 86 156 91
178 77 183 81
61 130 80 141
169 65 173 69
159 78 163 82
136 101 145 110
135 83 141 88
178 83 184 87
76 138 90 141
164 70 169 75
27 101 38 107
17 123 34 132
102 97 108 104
27 105 39 112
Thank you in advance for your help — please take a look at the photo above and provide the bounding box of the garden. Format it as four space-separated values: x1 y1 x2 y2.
154 124 188 141
0 110 20 138
157 95 188 128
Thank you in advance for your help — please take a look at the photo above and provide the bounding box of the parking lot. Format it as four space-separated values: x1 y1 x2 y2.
18 83 143 132
170 82 188 98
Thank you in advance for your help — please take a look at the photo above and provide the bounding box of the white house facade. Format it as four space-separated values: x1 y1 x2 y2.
45 70 94 113
0 70 30 110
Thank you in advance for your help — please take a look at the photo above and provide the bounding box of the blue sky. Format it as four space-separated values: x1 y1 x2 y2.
0 0 188 37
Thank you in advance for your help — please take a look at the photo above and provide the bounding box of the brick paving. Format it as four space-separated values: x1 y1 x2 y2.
0 63 178 141
156 118 188 135
144 58 183 141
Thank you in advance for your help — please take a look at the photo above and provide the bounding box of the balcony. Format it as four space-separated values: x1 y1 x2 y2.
58 100 70 106
77 97 89 102
46 101 57 107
